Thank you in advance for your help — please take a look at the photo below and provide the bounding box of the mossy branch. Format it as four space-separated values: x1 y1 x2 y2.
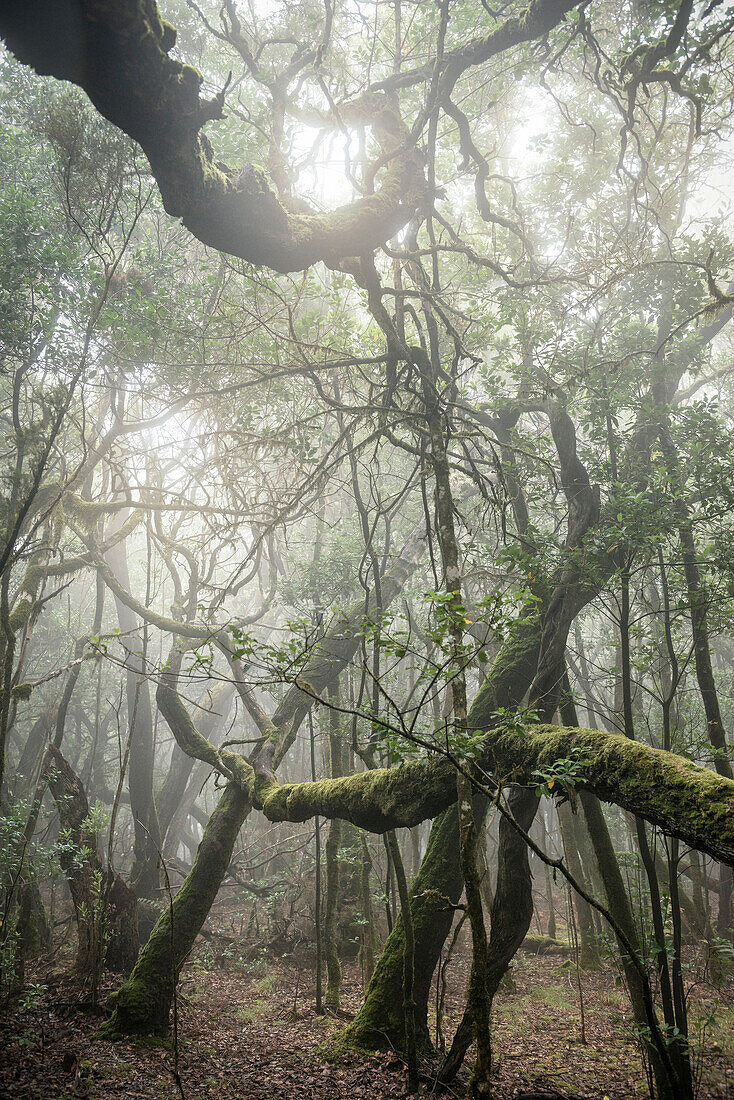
173 696 734 864
0 0 421 271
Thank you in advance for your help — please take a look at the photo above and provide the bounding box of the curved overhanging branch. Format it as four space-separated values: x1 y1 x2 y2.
92 551 219 643
148 566 734 864
1 0 725 278
159 681 734 865
0 0 591 272
0 0 422 272
224 750 459 833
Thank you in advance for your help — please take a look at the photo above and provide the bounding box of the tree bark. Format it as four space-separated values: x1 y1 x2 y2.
102 781 250 1036
0 0 581 272
342 610 541 1052
558 801 600 968
44 744 139 978
324 685 343 1009
105 537 161 905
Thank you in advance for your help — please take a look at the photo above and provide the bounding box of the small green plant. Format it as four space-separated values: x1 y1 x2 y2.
18 982 47 1012
247 954 269 975
531 984 572 1009
531 745 587 798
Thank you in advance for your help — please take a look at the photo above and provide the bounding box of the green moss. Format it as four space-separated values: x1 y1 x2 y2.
157 682 223 769
178 63 202 91
483 723 734 865
90 1062 134 1080
341 804 464 1055
102 783 249 1039
220 749 254 789
21 563 46 594
11 681 33 701
242 164 271 194
141 0 168 44
531 984 572 1009
321 1029 376 1062
8 598 33 634
469 609 540 730
159 20 177 51
99 966 172 1039
61 492 116 526
241 755 455 834
234 1000 267 1023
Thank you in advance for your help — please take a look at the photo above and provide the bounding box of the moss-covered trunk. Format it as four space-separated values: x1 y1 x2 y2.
341 800 466 1052
157 680 234 845
386 827 419 1092
102 781 249 1036
440 786 538 1082
44 744 101 973
342 610 541 1053
15 876 50 986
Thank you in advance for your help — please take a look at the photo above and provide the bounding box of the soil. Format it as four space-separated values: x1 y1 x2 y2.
1 938 732 1100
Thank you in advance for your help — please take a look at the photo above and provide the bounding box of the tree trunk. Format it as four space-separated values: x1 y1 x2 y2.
440 787 537 1082
658 424 733 941
324 684 343 1009
102 782 249 1036
558 801 600 968
342 609 541 1053
105 536 161 906
341 800 465 1053
44 744 139 979
358 834 377 987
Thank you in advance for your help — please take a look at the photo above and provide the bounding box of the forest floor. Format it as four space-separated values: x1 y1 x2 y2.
1 935 733 1100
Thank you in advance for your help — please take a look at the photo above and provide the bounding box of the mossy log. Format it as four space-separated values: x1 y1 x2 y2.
485 724 734 866
120 615 734 1045
519 935 568 955
230 725 734 867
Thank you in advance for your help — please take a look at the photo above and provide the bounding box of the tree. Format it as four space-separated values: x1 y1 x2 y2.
3 2 734 1097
